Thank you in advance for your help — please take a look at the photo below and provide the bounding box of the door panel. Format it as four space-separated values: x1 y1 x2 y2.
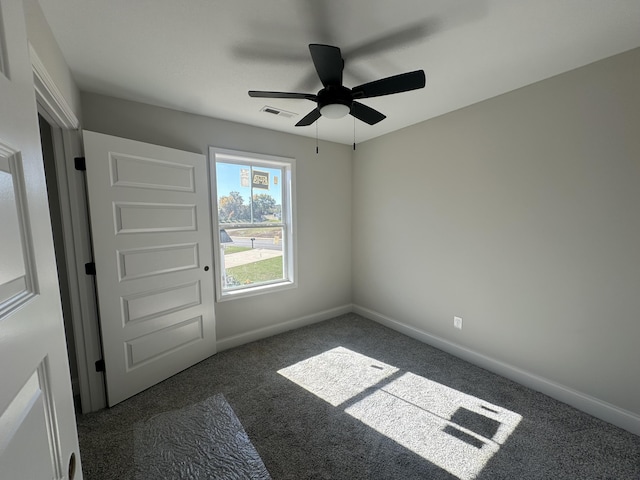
110 152 196 191
0 149 36 315
114 202 197 233
83 131 216 407
122 280 201 324
118 242 199 281
0 0 81 478
0 361 63 479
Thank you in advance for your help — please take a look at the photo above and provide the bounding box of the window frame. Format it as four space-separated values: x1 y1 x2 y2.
209 146 297 301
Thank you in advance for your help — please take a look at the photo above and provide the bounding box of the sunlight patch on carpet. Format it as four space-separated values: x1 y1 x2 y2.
278 346 399 406
278 347 521 480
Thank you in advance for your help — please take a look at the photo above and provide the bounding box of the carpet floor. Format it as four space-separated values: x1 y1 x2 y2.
76 313 640 479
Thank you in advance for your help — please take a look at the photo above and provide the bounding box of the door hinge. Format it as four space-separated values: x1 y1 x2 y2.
74 156 86 171
73 157 87 171
95 359 105 372
85 262 96 275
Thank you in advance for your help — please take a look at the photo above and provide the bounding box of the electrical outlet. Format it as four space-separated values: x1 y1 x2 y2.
454 316 463 330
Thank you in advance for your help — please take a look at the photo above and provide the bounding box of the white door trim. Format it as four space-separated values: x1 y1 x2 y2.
30 44 79 129
30 45 106 412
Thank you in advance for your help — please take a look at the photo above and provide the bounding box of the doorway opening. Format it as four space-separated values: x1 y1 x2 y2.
38 113 81 411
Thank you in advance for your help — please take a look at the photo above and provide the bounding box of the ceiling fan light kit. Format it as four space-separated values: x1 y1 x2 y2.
320 103 350 119
318 85 352 118
249 43 426 127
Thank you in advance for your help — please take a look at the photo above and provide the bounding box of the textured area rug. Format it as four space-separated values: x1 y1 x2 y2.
133 394 271 480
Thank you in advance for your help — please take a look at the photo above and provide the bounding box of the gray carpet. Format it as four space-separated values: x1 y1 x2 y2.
77 313 640 479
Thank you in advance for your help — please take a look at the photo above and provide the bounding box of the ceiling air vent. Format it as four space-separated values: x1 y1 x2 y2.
260 106 297 119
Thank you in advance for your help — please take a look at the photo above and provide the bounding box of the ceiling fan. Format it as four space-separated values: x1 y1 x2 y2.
248 44 426 127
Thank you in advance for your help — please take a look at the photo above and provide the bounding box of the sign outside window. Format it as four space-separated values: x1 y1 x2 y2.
240 169 250 187
252 170 270 189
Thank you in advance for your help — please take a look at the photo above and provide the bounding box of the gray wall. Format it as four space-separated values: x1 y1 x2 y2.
353 47 640 417
81 93 353 343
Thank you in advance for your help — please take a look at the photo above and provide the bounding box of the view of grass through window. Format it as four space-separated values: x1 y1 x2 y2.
221 227 284 288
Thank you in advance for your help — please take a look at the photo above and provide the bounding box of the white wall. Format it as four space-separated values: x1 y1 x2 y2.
353 48 640 422
80 92 353 345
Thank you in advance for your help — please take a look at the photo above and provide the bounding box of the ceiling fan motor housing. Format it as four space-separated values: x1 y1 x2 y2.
318 85 353 112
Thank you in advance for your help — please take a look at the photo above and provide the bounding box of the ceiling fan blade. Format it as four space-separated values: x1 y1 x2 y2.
352 70 426 99
249 91 317 101
295 108 322 127
309 44 343 86
350 102 386 125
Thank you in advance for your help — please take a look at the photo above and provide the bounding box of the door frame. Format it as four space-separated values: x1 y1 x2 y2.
31 44 106 412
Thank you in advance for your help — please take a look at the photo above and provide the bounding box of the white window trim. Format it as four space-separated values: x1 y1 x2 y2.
209 146 297 301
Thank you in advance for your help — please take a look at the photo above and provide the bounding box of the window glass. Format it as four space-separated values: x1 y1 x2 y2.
210 149 295 300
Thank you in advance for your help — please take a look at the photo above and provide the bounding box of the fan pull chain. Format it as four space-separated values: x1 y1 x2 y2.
316 121 319 154
353 117 356 151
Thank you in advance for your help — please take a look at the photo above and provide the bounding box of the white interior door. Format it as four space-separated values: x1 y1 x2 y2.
83 131 217 407
0 0 81 478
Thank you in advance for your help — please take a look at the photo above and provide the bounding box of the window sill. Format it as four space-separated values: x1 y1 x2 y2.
216 279 297 302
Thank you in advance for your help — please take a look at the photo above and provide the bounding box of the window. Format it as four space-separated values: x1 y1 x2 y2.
209 147 296 300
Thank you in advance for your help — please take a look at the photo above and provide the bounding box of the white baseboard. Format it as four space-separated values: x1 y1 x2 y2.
216 304 353 352
353 304 640 436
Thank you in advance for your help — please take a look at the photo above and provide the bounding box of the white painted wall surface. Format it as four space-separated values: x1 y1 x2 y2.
80 93 353 344
352 47 640 418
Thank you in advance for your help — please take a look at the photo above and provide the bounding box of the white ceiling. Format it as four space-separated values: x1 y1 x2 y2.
38 0 640 145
